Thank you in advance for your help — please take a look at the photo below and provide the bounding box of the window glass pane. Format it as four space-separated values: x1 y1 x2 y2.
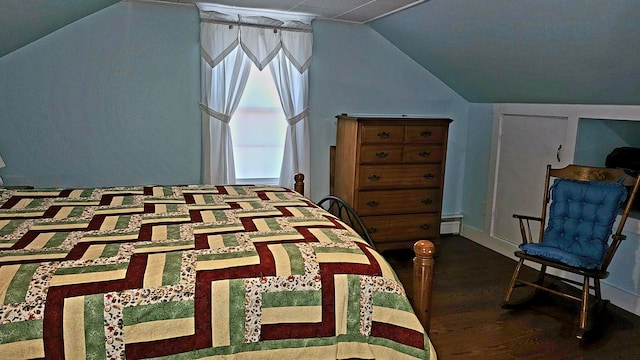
230 64 287 184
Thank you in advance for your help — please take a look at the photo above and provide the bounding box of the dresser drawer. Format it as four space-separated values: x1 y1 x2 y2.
403 145 444 163
361 213 440 243
405 125 447 144
356 189 441 215
360 145 403 164
360 125 404 144
358 164 442 189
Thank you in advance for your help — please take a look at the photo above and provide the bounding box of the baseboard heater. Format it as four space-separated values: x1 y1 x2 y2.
440 214 463 235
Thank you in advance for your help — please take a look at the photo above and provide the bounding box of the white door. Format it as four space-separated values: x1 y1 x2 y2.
492 114 568 245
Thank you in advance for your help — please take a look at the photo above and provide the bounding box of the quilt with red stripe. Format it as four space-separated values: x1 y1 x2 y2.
0 185 433 359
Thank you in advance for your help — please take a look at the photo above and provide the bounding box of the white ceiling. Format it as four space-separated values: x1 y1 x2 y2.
172 0 425 23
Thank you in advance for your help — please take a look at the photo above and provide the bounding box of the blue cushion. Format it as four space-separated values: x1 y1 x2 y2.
519 178 627 269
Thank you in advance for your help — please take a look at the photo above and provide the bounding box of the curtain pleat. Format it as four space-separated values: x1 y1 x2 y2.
280 30 313 73
200 22 240 68
239 24 282 71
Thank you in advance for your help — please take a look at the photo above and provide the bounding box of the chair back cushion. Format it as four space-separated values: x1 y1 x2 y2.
524 178 627 268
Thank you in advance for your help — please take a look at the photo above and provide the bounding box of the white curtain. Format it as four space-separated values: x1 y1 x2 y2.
268 50 310 190
200 20 252 184
199 7 313 195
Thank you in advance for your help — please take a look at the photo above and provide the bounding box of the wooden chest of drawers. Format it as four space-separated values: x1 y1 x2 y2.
333 115 452 251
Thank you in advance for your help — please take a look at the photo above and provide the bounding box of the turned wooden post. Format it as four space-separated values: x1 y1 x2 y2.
413 239 435 332
294 173 305 195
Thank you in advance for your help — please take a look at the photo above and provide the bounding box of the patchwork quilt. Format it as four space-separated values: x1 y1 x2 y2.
0 185 434 359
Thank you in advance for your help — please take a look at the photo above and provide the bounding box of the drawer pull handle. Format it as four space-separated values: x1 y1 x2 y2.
377 131 390 138
366 201 379 207
375 151 389 159
367 227 378 234
418 151 431 158
368 175 381 181
421 131 433 137
420 224 431 231
422 198 433 205
423 173 436 179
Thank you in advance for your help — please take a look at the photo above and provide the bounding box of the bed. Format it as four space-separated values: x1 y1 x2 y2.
0 175 435 359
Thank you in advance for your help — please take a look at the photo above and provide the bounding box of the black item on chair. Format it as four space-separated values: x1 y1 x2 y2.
605 147 640 173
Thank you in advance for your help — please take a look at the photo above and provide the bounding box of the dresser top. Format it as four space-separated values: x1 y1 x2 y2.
337 114 453 124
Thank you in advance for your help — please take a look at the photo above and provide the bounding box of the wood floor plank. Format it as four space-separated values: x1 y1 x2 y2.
383 235 640 360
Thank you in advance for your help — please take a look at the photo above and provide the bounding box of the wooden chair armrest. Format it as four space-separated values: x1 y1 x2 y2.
512 214 542 245
612 233 627 241
512 214 543 222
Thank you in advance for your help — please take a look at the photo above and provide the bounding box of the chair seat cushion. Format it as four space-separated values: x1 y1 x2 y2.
520 178 627 269
519 243 603 269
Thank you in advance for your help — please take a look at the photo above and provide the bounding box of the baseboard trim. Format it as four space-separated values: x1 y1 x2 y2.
440 214 463 235
461 224 640 316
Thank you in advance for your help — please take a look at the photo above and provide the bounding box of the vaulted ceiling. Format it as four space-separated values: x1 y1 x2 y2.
2 0 639 105
371 0 640 105
0 0 120 58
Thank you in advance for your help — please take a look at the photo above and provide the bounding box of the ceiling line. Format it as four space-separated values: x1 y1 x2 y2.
123 0 195 8
365 0 427 23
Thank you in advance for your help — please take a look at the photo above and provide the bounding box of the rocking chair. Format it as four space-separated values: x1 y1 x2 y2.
503 164 640 339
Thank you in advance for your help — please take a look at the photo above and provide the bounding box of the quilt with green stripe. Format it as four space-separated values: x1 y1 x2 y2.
0 185 434 359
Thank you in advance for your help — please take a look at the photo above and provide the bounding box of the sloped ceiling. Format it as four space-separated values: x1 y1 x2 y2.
371 0 640 104
0 0 120 57
2 0 640 105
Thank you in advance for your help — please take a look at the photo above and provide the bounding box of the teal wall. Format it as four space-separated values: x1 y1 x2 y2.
0 2 201 187
309 20 471 215
461 103 494 229
575 118 640 166
0 4 489 223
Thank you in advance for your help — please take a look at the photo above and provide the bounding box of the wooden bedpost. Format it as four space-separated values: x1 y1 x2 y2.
413 239 435 332
294 173 305 195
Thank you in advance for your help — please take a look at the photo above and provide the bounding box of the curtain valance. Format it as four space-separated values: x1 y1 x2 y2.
199 10 313 73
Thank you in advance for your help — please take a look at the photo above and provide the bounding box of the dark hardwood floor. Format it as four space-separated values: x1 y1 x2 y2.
383 235 640 360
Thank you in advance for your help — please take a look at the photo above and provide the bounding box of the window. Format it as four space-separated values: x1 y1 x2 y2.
229 64 287 185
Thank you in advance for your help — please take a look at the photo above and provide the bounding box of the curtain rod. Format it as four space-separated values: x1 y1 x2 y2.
200 18 312 32
121 0 312 32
